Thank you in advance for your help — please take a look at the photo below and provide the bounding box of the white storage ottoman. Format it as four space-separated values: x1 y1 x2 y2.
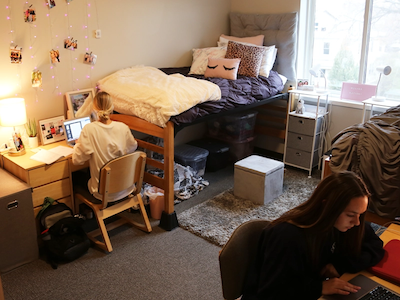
234 155 284 205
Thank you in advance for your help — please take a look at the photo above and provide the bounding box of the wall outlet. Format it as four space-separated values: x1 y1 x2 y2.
95 29 101 39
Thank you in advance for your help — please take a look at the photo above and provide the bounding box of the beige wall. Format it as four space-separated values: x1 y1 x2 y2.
0 0 230 145
231 0 300 14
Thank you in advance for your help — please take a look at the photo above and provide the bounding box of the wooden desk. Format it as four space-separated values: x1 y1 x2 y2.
340 224 400 293
320 224 400 299
1 141 88 218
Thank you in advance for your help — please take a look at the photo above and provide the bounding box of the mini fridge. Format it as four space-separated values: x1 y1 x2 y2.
0 168 38 273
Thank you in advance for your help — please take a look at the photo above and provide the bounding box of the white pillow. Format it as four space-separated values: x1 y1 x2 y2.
218 36 277 78
189 47 227 75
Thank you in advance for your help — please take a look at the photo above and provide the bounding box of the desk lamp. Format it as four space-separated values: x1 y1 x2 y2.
309 67 327 91
372 66 392 102
0 98 27 156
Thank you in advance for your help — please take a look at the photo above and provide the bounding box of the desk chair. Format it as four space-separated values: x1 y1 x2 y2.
219 219 270 300
74 151 152 253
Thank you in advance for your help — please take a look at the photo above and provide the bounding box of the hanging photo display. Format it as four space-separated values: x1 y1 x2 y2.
10 46 22 64
24 5 36 23
32 70 42 88
50 49 60 63
64 38 77 50
84 52 97 65
48 0 56 9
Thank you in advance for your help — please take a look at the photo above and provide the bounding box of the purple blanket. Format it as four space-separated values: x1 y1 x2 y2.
160 67 284 126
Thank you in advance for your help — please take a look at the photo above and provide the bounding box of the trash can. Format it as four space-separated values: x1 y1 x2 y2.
145 187 164 220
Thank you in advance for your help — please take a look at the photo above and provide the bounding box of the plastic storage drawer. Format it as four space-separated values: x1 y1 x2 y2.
174 144 209 176
188 138 230 172
207 111 258 142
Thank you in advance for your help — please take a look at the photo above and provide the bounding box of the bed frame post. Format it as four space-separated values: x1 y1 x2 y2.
159 121 179 231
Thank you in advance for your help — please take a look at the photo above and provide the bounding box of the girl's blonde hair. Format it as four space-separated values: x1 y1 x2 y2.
93 91 114 122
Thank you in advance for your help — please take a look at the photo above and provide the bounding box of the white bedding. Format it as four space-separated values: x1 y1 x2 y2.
95 65 221 127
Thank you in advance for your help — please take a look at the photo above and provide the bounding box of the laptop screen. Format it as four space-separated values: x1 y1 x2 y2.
63 116 91 142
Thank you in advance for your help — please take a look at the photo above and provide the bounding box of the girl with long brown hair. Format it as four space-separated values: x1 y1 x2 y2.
242 171 384 300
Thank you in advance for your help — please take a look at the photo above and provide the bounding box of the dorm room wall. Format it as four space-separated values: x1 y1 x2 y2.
0 0 230 146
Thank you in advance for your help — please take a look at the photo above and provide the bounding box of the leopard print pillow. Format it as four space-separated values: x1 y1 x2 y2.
225 40 266 77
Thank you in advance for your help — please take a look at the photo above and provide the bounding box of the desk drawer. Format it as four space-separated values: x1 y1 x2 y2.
32 178 71 207
33 196 72 218
28 160 69 188
287 132 321 152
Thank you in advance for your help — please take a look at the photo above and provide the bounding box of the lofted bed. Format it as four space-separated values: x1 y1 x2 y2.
102 12 299 230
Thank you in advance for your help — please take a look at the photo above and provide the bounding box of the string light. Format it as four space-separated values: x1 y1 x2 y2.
47 1 61 96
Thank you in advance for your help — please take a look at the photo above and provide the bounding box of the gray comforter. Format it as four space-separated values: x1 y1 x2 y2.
330 105 400 219
161 67 284 126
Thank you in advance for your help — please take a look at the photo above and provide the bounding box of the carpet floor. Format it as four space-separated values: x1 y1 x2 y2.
178 167 321 246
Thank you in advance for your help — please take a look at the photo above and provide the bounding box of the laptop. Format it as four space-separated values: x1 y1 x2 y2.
323 274 400 299
63 116 91 147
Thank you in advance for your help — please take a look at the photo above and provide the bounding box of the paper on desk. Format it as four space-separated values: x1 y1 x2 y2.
30 146 74 165
50 146 74 157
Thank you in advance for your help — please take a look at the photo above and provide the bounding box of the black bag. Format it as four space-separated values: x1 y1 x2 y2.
38 197 91 269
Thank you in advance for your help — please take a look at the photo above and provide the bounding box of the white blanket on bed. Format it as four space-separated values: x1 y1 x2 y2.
95 65 221 127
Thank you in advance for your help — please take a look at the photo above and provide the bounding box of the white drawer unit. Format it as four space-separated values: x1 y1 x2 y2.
284 90 329 176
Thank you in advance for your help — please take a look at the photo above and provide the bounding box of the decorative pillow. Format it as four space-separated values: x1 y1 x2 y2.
225 41 265 77
189 47 227 75
259 46 277 78
219 34 264 46
204 58 241 80
218 37 277 78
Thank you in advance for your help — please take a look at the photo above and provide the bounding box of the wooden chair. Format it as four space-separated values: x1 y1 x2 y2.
74 151 152 253
219 219 270 300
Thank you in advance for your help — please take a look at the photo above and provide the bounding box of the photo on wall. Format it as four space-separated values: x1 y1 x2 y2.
50 49 60 63
64 38 77 50
39 116 65 145
10 46 22 64
31 70 42 88
24 5 36 23
83 52 97 65
48 0 56 8
65 88 95 119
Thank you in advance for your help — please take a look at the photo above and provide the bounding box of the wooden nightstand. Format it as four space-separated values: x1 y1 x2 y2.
1 141 74 218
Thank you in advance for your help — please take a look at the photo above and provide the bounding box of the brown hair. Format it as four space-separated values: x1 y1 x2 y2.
93 91 114 122
271 171 370 269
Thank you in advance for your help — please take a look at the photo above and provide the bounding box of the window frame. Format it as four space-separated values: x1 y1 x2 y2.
298 0 374 88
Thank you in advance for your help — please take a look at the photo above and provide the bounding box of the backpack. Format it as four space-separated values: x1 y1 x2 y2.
37 197 91 269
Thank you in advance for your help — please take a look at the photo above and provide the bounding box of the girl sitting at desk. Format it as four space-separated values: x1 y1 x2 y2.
72 91 138 201
242 171 385 300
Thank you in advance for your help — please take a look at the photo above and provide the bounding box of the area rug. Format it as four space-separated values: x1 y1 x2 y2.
178 167 321 246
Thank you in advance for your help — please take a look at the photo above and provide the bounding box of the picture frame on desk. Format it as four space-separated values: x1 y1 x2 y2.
39 116 65 145
65 88 95 119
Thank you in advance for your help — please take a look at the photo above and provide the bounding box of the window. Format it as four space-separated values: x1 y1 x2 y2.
323 43 330 55
300 0 400 101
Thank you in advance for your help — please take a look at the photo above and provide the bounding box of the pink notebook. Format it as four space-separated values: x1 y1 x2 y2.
340 82 377 102
370 239 400 284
